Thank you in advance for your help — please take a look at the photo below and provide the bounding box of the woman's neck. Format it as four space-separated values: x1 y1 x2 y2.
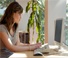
10 28 14 37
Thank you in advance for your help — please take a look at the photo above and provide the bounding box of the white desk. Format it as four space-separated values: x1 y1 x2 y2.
9 45 68 58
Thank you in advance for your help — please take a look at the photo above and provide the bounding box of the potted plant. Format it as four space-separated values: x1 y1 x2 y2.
26 0 45 44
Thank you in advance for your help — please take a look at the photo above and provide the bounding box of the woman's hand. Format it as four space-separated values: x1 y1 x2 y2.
35 43 42 48
29 43 42 51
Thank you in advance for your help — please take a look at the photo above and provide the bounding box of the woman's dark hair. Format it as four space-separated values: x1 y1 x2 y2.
0 1 23 32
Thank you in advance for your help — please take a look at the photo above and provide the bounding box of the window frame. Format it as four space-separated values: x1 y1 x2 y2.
64 0 68 47
44 0 48 43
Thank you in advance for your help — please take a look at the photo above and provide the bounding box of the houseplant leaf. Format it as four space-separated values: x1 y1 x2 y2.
26 1 32 12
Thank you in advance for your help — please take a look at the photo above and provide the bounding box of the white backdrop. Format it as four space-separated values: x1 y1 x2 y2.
48 0 66 44
16 0 66 44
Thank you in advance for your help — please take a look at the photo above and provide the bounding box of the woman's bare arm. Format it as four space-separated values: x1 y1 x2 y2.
0 32 41 52
16 33 41 49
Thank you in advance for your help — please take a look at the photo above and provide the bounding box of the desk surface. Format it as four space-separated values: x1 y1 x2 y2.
9 47 68 58
9 51 68 58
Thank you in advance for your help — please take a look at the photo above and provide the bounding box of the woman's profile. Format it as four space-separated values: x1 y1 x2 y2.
0 1 41 57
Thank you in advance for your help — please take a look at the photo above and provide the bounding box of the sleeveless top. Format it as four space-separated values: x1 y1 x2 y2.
0 24 18 50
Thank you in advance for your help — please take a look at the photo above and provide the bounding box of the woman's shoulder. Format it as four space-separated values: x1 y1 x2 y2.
0 24 6 29
0 24 5 27
0 24 8 33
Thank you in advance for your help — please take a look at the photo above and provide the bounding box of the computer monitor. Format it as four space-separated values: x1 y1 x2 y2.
54 18 63 49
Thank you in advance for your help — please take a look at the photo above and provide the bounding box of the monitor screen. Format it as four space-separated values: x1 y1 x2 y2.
54 19 63 44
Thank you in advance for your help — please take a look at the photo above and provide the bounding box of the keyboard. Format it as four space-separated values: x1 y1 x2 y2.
34 44 58 54
34 44 50 54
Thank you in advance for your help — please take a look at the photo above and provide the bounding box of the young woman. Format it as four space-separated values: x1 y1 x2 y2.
0 1 41 53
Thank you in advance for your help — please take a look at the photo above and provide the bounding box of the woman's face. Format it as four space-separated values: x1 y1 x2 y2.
13 12 21 23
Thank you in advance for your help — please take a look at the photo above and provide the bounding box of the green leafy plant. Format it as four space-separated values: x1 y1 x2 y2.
26 0 45 44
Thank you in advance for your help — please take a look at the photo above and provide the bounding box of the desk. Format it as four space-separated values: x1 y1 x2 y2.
9 46 68 58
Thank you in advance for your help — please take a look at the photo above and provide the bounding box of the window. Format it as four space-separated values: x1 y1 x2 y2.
65 0 68 46
37 0 45 44
0 0 14 19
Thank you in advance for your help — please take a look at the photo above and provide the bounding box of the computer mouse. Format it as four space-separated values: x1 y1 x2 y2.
33 52 43 56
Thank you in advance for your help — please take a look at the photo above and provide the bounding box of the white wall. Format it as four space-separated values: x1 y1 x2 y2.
16 0 31 32
48 0 66 44
16 0 66 44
